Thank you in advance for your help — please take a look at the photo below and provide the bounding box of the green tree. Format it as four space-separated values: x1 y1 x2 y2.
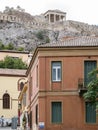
0 56 27 69
83 69 98 105
17 47 24 51
4 56 14 69
0 42 5 50
5 43 14 50
13 58 27 69
45 37 50 43
36 31 44 40
36 30 50 44
0 60 5 68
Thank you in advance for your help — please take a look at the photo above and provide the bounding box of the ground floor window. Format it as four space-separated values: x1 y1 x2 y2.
85 102 96 123
28 111 32 129
35 104 38 125
3 93 10 109
51 102 62 123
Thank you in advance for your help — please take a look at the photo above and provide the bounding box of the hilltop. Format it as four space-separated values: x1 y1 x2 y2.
0 7 98 51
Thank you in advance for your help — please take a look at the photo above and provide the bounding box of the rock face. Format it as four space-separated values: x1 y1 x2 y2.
0 8 98 51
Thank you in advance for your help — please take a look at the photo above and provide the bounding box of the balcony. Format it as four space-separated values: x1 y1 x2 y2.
78 78 87 96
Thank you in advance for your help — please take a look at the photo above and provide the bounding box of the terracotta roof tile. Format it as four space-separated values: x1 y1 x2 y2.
39 36 98 48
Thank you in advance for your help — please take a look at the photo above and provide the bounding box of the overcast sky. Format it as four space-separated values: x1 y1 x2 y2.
0 0 98 25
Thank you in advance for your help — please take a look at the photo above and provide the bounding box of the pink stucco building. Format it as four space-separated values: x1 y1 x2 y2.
19 36 98 130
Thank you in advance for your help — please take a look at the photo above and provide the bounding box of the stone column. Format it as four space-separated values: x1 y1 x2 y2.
59 15 61 21
54 14 56 23
49 13 51 23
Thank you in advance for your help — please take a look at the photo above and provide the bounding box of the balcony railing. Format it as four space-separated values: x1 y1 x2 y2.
78 78 87 96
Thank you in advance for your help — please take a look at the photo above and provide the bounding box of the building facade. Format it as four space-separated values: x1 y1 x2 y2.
0 50 30 121
0 69 26 119
19 36 98 130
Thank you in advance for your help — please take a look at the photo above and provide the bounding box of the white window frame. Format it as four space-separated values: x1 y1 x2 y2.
52 61 61 82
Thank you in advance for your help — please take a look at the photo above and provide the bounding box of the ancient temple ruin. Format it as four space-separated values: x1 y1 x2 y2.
44 10 66 23
0 9 66 29
0 12 21 23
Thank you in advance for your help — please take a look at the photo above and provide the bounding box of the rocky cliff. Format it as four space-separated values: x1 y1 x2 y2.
0 7 98 51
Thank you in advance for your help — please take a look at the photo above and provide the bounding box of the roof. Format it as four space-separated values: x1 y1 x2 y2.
0 50 29 54
0 68 26 76
38 36 98 48
44 9 66 15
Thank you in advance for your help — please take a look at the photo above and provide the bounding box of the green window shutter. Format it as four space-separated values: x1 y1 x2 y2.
86 102 96 123
51 102 62 123
84 61 96 87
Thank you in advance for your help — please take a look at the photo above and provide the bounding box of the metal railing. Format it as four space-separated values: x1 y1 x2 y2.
78 78 87 89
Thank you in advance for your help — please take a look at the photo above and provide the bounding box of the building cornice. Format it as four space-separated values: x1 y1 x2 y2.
26 45 98 76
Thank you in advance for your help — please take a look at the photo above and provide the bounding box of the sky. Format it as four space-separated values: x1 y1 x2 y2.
0 0 98 25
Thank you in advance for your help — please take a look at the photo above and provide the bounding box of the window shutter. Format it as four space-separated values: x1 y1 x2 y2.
86 102 96 123
84 61 96 87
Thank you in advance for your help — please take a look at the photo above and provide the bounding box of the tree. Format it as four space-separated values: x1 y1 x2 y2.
0 42 4 50
5 43 14 50
13 58 27 69
0 60 5 68
0 41 25 51
36 30 50 44
83 68 98 105
17 47 24 51
0 56 27 69
4 56 14 69
36 31 44 40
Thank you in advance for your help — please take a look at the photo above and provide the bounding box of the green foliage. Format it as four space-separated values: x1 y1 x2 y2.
4 56 14 68
0 42 4 50
36 31 44 40
5 43 14 50
83 69 98 105
45 37 50 43
0 56 27 69
35 30 50 44
17 47 24 51
0 41 25 51
0 42 10 50
0 60 5 68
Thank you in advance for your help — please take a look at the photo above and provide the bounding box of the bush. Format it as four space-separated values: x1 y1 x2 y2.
0 56 27 69
36 31 44 40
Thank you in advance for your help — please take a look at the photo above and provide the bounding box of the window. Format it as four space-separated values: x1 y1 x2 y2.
84 61 96 86
30 111 32 129
52 61 61 81
35 104 38 125
85 102 96 123
36 65 38 87
20 82 24 91
51 102 62 123
3 93 10 109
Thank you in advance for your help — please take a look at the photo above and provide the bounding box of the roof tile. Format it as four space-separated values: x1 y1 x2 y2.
39 36 98 47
